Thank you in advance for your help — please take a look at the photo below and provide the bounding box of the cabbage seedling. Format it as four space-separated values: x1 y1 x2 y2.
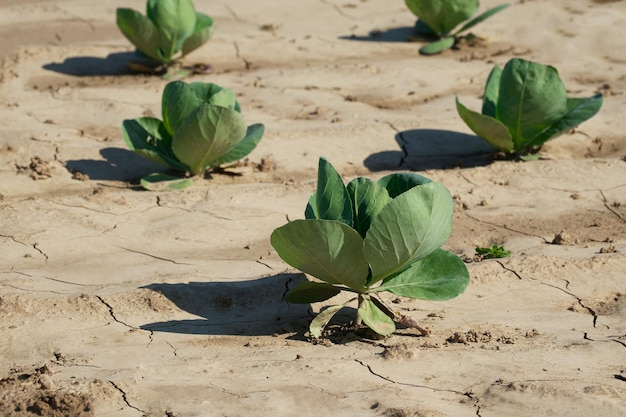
456 58 603 157
475 245 509 259
405 0 509 55
116 0 214 66
122 81 264 190
271 158 469 338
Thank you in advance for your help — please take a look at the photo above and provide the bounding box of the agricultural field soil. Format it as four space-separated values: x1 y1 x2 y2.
1 1 625 416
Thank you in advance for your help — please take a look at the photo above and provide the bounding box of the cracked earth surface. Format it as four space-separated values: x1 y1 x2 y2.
1 0 625 416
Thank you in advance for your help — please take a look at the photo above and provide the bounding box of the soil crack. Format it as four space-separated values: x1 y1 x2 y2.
255 259 273 270
233 41 252 70
96 295 154 347
463 212 550 243
319 0 356 19
166 341 178 358
155 199 236 220
43 275 93 287
222 3 245 22
354 359 466 395
32 242 49 261
471 394 482 417
584 332 626 349
600 190 626 223
109 381 148 415
116 246 194 265
494 262 599 328
495 260 522 280
2 233 49 261
49 200 119 215
1 233 30 248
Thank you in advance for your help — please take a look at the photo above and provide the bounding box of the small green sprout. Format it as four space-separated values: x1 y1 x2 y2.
116 0 214 72
405 0 509 55
121 81 264 190
475 245 510 259
271 158 469 338
456 58 603 157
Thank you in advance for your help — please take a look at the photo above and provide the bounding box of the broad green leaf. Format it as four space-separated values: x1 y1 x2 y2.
405 0 478 35
364 182 453 285
147 0 159 15
497 59 568 150
310 304 346 338
182 12 214 56
414 19 439 37
530 94 603 147
346 178 392 238
271 219 369 291
482 65 502 118
162 81 203 135
211 123 265 166
456 97 514 152
116 8 165 62
375 249 470 300
121 117 188 171
208 88 238 109
148 0 197 58
377 173 432 198
419 37 455 55
358 296 395 336
315 158 353 225
189 83 242 112
305 193 318 219
140 173 193 190
455 4 510 34
172 104 247 175
284 281 341 304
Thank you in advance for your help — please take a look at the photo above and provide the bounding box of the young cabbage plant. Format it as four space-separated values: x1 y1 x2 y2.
456 58 603 158
475 245 510 259
271 158 470 338
117 0 214 73
122 81 264 190
405 0 509 55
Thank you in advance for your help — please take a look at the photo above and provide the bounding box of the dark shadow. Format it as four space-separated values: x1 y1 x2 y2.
339 26 417 43
140 273 313 337
65 147 169 182
364 129 496 172
42 52 139 76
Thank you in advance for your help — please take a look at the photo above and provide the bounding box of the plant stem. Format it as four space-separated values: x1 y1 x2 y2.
355 295 364 326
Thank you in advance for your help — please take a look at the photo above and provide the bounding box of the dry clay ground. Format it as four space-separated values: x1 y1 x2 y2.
1 0 625 416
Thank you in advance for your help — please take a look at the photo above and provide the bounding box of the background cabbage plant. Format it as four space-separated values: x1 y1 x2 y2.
405 0 509 54
122 81 264 190
117 0 214 64
456 58 603 157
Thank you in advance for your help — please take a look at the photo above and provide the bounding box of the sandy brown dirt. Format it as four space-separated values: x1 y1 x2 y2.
1 0 625 416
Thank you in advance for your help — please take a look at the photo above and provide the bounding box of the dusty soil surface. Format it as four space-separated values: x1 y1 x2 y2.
1 1 625 416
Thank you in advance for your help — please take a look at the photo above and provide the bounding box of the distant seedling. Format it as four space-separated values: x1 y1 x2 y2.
475 245 510 259
405 0 509 55
116 0 214 75
122 81 264 190
271 158 469 338
456 58 603 158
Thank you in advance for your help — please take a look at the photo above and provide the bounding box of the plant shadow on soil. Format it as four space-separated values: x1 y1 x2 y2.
65 147 169 182
140 273 313 337
364 129 495 171
339 26 416 43
42 51 138 76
